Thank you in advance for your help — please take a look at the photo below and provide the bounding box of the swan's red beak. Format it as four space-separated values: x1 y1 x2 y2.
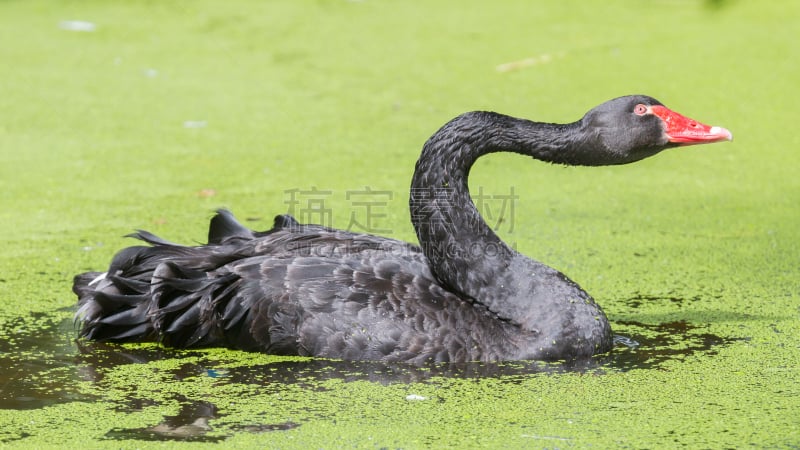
651 105 733 145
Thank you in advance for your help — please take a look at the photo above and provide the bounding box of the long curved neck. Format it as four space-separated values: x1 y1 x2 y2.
409 111 586 315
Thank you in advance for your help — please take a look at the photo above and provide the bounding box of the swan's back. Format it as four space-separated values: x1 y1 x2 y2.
74 211 529 363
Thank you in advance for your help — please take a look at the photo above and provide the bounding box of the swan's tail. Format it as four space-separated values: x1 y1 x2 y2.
73 265 157 342
73 209 292 346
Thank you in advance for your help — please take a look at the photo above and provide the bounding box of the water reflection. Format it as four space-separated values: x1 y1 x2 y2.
606 320 740 371
101 394 300 442
103 397 224 442
0 313 93 409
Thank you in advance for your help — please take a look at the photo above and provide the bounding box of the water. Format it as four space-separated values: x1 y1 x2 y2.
0 303 740 442
1 0 797 445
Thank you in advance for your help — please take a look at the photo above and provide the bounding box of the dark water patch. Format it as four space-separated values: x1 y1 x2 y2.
0 432 32 445
621 293 705 309
603 320 742 371
0 313 95 409
74 340 200 387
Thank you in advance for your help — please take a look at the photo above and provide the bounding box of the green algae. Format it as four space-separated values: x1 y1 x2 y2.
1 0 800 448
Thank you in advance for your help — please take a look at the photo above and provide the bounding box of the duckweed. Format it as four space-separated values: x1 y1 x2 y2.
1 0 799 447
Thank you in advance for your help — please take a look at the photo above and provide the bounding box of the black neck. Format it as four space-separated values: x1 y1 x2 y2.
409 111 586 308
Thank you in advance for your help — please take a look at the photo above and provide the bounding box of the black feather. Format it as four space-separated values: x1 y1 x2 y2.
208 209 255 244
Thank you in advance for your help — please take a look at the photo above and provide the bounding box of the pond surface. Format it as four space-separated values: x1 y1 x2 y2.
0 304 758 445
1 0 799 447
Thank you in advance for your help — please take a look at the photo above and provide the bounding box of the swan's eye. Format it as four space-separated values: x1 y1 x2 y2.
633 104 648 116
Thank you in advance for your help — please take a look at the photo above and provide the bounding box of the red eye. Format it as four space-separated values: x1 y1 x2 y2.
634 104 648 115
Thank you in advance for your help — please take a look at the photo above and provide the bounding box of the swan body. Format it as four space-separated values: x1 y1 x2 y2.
74 95 731 363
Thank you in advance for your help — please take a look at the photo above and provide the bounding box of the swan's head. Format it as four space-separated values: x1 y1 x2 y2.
579 95 733 165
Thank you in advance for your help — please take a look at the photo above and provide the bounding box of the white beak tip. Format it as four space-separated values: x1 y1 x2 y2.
710 126 733 141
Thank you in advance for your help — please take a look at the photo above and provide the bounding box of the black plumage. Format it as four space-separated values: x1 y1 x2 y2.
74 95 731 363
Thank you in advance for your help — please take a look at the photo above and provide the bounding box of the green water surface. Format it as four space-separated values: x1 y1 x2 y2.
1 0 798 448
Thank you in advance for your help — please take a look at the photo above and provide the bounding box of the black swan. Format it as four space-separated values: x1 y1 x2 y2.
73 95 731 364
